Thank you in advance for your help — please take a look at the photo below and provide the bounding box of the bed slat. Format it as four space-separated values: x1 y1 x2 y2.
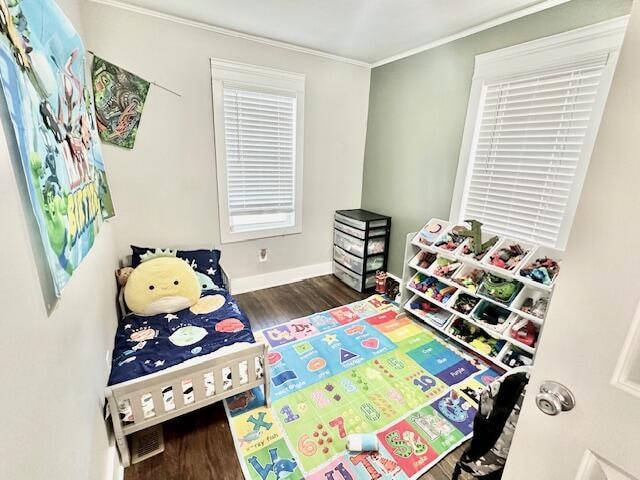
231 362 240 390
172 380 185 410
213 367 223 396
131 394 145 424
151 389 164 416
193 372 206 402
247 355 257 382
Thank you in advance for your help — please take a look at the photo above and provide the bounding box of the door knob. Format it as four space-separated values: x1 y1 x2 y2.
535 381 576 416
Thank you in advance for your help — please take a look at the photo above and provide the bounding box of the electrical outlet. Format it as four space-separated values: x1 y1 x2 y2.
259 248 268 262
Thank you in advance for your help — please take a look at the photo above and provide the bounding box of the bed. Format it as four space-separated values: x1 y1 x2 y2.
105 247 270 467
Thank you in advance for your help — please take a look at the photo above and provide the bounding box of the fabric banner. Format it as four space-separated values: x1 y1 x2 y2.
0 0 115 296
92 56 150 149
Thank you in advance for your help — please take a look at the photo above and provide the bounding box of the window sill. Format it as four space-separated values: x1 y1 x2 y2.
220 224 302 244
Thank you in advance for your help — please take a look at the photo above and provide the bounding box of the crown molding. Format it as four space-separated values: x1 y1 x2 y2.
86 0 372 68
88 0 576 69
371 0 573 67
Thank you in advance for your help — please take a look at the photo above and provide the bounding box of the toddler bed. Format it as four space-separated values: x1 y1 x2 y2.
105 246 270 467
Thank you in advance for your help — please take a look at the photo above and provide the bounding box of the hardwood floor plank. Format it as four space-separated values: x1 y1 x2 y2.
124 275 466 480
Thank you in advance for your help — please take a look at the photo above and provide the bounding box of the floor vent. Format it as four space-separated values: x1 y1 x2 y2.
131 425 164 464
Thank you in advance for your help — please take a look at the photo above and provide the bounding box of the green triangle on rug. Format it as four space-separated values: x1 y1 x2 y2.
224 295 501 479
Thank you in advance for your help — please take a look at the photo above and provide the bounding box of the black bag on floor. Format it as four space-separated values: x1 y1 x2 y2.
452 371 529 480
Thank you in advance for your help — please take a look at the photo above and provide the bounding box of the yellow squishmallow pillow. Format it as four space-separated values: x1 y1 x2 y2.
124 257 201 316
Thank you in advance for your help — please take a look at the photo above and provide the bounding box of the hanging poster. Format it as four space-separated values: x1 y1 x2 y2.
92 56 150 149
0 0 115 296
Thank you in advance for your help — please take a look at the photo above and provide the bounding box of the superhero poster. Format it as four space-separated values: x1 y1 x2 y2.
0 0 115 296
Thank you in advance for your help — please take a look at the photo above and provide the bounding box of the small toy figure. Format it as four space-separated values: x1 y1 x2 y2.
452 294 479 315
449 318 505 357
520 257 560 285
433 256 461 278
473 302 511 331
416 251 437 268
531 297 548 318
453 268 484 292
384 275 400 301
434 227 466 251
520 296 548 319
489 243 528 271
115 266 134 287
375 270 387 294
510 318 538 347
502 349 533 368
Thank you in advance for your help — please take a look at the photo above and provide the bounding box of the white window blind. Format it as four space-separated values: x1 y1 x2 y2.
211 59 304 243
223 86 297 218
460 55 609 247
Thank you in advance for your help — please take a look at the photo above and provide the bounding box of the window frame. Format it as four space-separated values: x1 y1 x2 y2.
449 16 628 250
211 59 305 244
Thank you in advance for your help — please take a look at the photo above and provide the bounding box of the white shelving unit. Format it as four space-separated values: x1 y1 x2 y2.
401 218 562 371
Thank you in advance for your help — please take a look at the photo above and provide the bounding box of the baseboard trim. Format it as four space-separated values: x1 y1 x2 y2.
230 262 332 295
105 439 124 480
114 465 124 480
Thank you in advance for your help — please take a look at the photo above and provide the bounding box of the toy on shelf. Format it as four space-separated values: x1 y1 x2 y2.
488 242 529 271
375 270 387 295
409 298 451 326
409 273 457 304
460 242 493 261
509 318 539 348
478 274 522 304
520 257 560 285
432 256 462 278
502 347 533 368
434 228 465 252
448 318 505 357
457 219 499 257
452 293 479 316
520 296 548 319
472 301 512 333
415 250 437 269
453 268 485 293
415 220 448 246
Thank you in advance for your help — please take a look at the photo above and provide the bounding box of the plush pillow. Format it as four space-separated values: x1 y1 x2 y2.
131 245 224 290
124 257 201 316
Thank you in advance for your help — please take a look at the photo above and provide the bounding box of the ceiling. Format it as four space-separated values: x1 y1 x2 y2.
98 0 566 65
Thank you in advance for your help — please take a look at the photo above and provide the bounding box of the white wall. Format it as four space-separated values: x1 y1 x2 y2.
80 1 371 289
1 2 369 478
0 1 120 479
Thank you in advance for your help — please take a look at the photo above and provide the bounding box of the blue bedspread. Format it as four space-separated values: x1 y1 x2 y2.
108 290 255 385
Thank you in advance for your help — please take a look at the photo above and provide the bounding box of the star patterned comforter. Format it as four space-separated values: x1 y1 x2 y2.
108 289 255 385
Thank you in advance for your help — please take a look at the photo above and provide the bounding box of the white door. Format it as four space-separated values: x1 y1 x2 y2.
503 4 640 479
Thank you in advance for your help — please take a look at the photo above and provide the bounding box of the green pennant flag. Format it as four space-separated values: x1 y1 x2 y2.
92 56 150 149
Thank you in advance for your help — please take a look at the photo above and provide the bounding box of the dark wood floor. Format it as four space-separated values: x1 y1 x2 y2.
124 275 465 480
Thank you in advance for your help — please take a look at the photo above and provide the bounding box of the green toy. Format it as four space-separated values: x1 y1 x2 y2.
458 219 498 255
480 274 520 303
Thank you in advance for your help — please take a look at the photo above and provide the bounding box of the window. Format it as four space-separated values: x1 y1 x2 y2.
450 17 627 249
211 60 305 243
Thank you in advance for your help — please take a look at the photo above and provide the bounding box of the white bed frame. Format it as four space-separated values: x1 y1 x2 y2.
105 265 270 467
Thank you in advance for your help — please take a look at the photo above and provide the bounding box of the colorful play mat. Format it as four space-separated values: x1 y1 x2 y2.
224 295 501 480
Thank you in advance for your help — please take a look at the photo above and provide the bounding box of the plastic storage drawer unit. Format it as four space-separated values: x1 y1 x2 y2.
332 209 391 292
